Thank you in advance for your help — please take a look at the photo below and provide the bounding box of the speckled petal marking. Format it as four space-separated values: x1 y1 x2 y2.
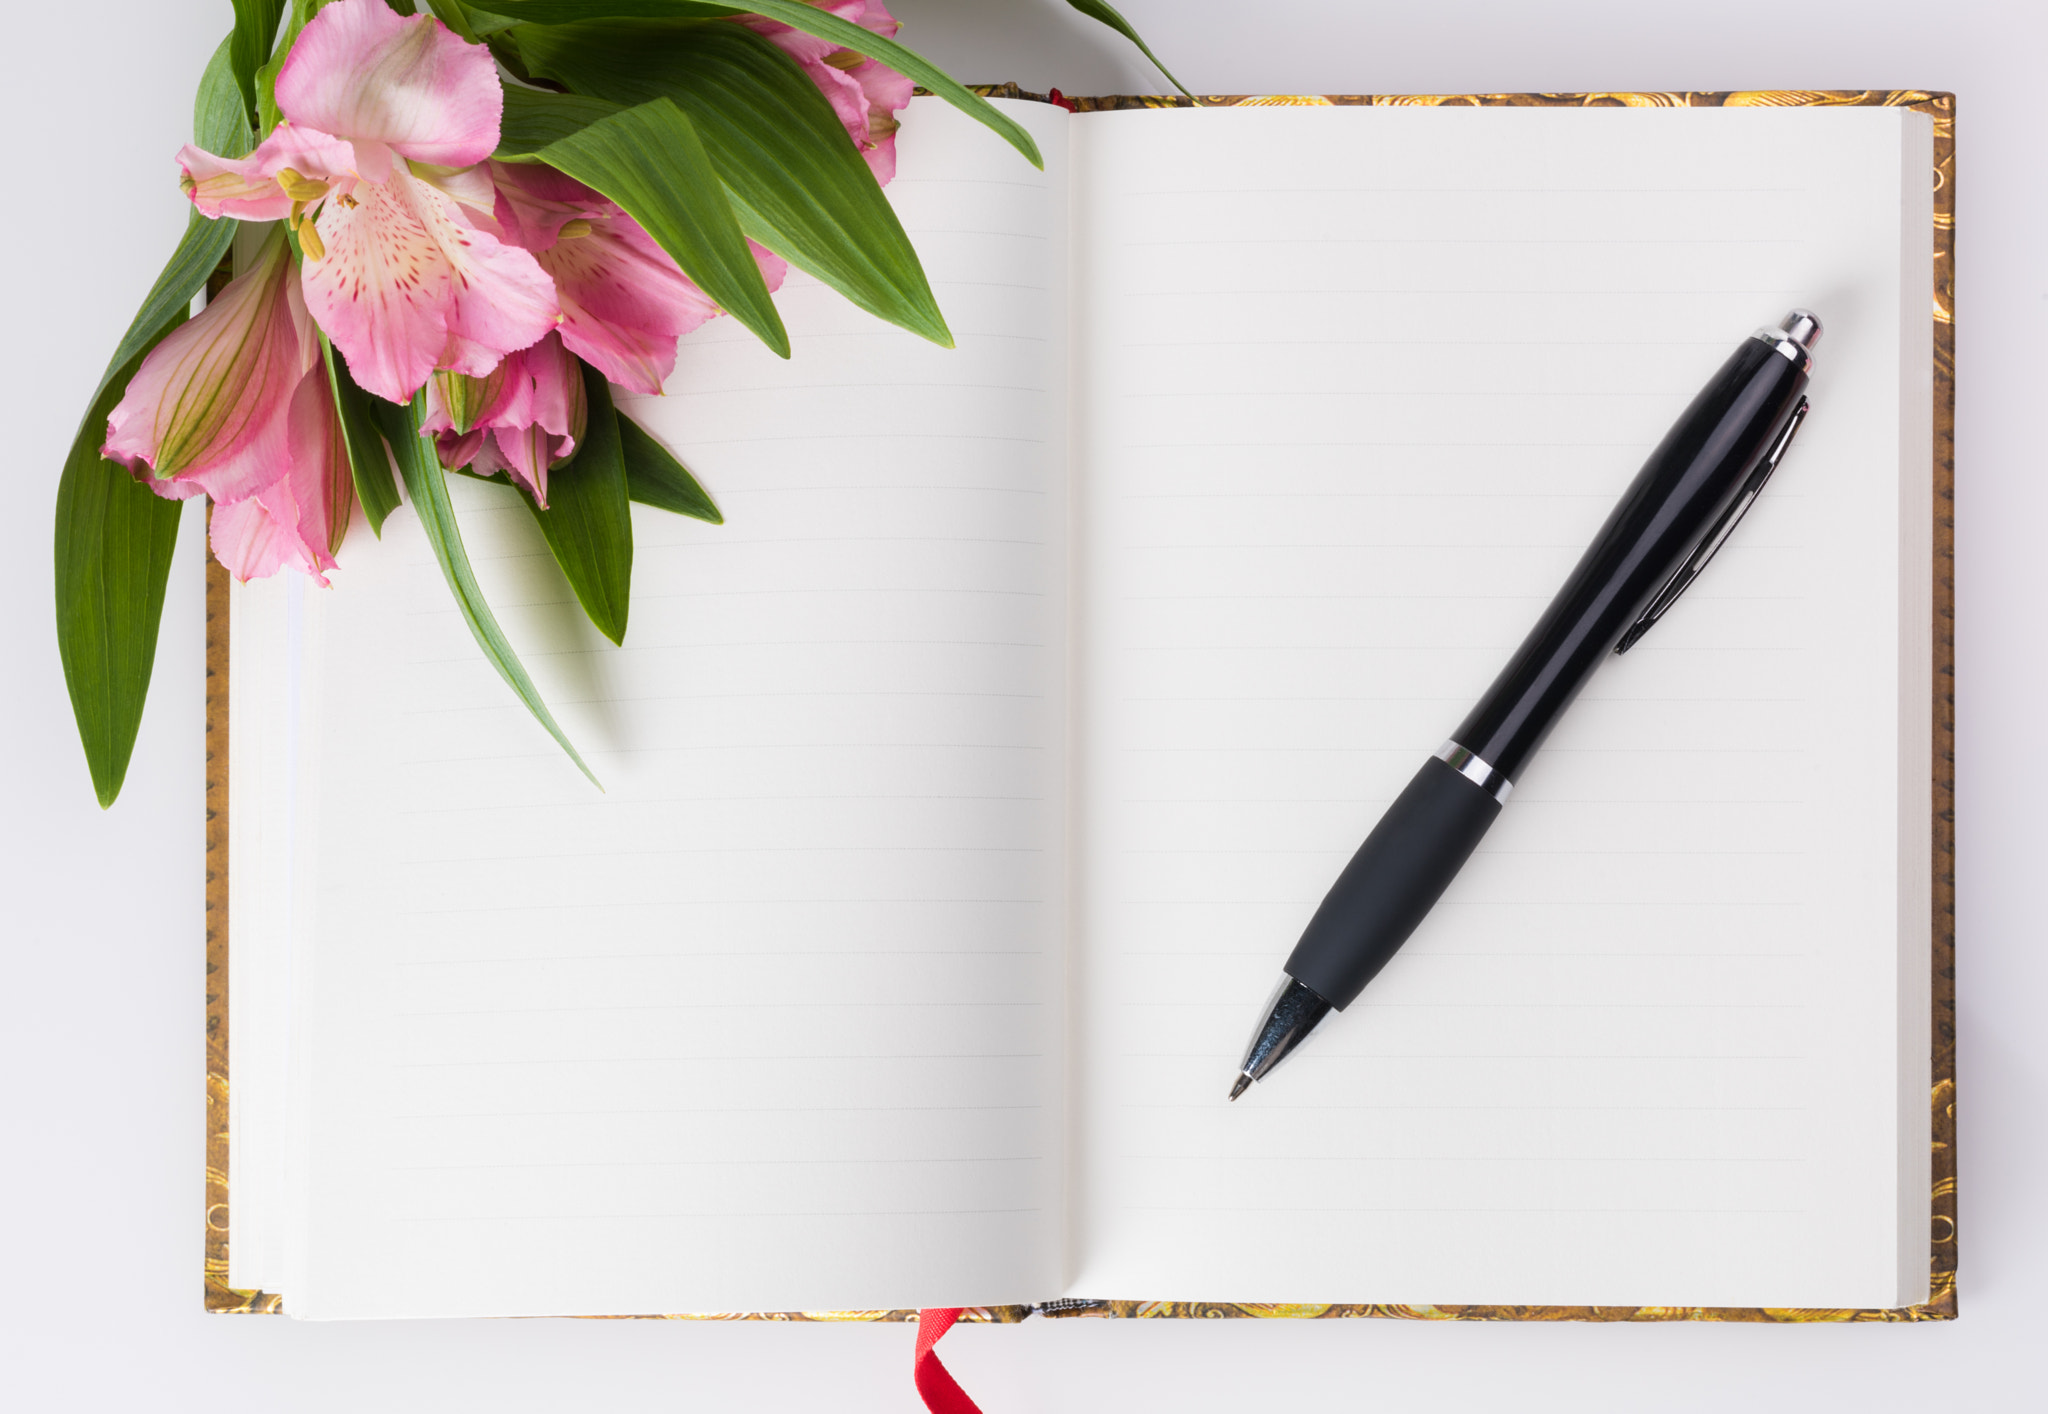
302 166 557 404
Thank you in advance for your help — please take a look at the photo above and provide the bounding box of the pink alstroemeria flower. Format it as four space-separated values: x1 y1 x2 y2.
205 370 357 584
103 227 312 501
490 161 788 397
742 1 915 184
177 0 558 404
424 332 586 507
102 226 353 583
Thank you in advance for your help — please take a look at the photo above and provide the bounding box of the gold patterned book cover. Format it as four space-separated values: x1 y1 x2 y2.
207 89 1955 1324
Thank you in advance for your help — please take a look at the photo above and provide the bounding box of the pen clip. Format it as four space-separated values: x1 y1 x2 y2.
1614 396 1809 655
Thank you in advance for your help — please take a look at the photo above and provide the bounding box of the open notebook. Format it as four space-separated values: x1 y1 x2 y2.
214 92 1950 1320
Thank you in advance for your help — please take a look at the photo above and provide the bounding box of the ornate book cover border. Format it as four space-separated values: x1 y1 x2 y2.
204 89 1957 1324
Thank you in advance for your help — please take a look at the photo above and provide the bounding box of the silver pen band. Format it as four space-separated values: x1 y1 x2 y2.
1752 330 1813 371
1751 308 1822 372
1434 740 1513 804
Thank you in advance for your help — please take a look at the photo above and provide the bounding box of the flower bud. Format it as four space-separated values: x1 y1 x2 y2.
103 224 316 498
431 363 510 437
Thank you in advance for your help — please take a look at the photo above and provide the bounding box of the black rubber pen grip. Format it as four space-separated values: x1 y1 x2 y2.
1283 756 1502 1009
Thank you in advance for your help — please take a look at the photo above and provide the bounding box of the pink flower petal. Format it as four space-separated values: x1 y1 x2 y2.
424 333 584 502
743 1 872 135
134 471 209 502
742 0 868 50
847 6 913 182
464 418 579 507
855 101 902 183
493 163 785 395
466 432 511 480
520 331 583 447
104 227 316 501
423 360 514 437
489 159 606 251
289 363 357 561
206 368 353 584
858 0 902 39
488 421 557 505
208 494 297 582
168 427 295 508
542 214 718 395
742 0 912 183
554 230 786 396
754 242 791 291
483 333 585 505
435 427 487 471
276 0 503 177
178 122 358 221
413 160 499 218
302 165 558 404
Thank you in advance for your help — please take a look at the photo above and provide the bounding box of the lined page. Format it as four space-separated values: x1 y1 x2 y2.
1068 105 1932 1307
274 97 1070 1317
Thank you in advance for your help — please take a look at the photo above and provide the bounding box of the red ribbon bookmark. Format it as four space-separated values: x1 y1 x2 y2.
914 1308 983 1414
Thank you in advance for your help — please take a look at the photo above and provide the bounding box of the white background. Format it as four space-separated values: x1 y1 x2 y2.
2 0 2039 1408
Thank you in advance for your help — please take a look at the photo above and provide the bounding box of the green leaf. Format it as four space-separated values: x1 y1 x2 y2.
258 1 347 135
90 36 247 426
523 363 633 645
422 0 477 40
229 0 287 122
512 19 950 347
196 33 257 159
1063 0 1191 97
322 337 402 536
371 394 600 786
94 218 236 406
54 330 189 809
473 0 1043 169
505 97 790 358
472 1 740 19
494 82 623 156
255 13 303 137
618 410 721 524
52 32 255 809
660 0 1044 169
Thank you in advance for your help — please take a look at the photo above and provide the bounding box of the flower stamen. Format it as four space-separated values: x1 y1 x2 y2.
275 167 332 203
558 219 593 239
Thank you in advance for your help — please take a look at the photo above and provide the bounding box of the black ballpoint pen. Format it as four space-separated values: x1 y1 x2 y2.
1229 309 1821 1100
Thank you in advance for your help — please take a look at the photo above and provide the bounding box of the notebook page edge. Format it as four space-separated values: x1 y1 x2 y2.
1893 106 1936 1308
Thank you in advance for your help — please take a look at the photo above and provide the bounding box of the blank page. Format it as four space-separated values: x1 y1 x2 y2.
1068 104 1932 1307
272 97 1071 1317
226 570 293 1293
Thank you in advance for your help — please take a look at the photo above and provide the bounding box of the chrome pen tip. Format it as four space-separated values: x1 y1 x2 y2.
1779 309 1822 352
1228 1073 1253 1102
